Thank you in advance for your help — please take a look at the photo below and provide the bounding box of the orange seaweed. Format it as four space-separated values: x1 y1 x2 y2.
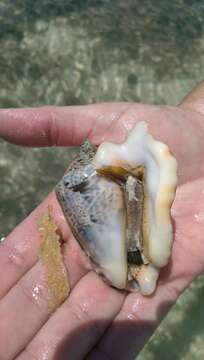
38 206 70 312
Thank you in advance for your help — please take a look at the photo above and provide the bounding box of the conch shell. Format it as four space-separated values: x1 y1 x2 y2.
56 122 177 295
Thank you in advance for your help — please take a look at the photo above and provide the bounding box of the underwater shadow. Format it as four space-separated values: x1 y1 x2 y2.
53 298 174 360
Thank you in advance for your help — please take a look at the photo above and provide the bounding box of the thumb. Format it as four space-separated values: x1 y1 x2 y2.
179 80 204 115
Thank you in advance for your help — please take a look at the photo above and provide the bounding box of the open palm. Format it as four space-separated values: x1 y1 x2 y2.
0 82 204 360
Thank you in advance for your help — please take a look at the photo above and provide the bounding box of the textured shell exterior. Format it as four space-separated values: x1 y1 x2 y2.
56 141 128 289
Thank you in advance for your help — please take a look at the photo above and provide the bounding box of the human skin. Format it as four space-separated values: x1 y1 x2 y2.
0 81 204 360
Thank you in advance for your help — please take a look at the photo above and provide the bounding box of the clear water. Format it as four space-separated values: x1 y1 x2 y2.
1 1 204 358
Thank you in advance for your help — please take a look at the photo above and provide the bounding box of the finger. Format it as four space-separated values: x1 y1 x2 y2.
88 288 177 360
1 104 204 186
0 192 53 299
179 80 204 115
0 193 61 298
17 272 124 360
0 201 89 359
0 255 89 360
0 262 49 359
0 191 89 299
88 178 204 359
0 104 130 146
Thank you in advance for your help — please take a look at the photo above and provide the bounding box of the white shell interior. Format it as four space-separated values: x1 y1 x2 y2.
93 121 177 295
85 176 128 289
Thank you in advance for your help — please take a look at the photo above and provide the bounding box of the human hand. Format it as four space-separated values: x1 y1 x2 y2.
1 82 204 360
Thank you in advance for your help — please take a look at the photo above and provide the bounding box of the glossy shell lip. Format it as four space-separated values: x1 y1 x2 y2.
94 122 178 267
56 122 178 296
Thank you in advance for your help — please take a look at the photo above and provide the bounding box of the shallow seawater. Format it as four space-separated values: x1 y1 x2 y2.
0 1 204 359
